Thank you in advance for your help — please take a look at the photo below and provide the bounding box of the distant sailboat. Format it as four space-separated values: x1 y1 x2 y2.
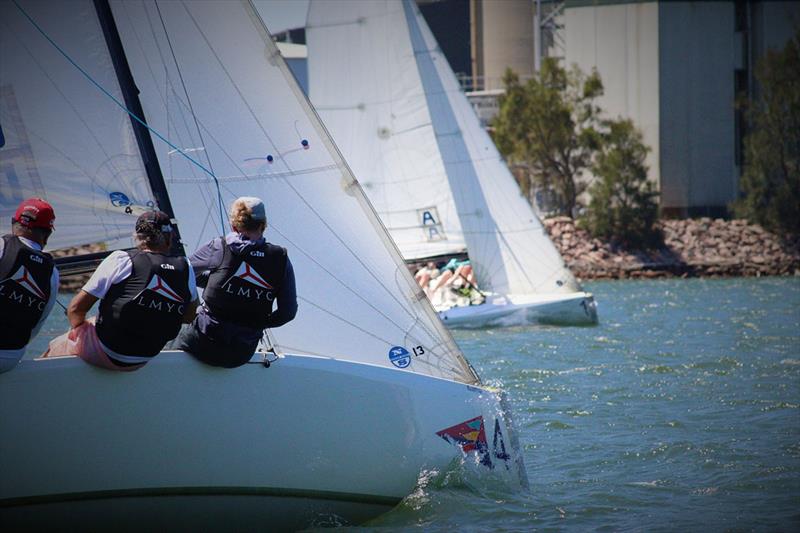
306 0 598 328
0 0 526 529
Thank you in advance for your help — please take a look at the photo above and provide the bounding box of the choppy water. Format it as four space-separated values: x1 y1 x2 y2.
361 277 800 531
27 278 800 531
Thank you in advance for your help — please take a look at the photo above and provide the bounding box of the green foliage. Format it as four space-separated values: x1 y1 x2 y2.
734 29 800 235
493 58 603 217
582 119 661 248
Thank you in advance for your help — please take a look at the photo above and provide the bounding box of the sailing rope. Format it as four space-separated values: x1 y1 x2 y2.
11 0 224 224
153 0 226 236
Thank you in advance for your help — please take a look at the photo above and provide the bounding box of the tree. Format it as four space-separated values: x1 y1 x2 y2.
582 119 660 248
734 28 800 235
493 58 603 217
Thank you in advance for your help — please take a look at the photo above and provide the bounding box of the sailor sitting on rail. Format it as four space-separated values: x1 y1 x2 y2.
0 198 59 373
172 197 297 368
46 210 198 371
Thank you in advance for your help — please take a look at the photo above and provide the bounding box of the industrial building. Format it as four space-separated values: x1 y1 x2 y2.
466 0 800 217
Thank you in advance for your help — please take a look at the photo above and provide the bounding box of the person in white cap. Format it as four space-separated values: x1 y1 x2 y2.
174 197 297 367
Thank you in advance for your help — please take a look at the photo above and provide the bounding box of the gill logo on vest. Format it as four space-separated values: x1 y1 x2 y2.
134 274 185 314
0 265 47 310
222 261 274 301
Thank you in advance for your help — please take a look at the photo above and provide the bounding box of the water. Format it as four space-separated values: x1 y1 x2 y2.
365 277 800 531
28 278 800 530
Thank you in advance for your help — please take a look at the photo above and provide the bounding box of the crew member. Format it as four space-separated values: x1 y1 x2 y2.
47 210 198 371
0 198 59 373
174 196 297 368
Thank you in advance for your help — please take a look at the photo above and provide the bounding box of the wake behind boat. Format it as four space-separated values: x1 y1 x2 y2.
305 0 598 328
0 0 526 528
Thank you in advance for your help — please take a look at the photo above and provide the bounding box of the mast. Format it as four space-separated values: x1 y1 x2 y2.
92 0 184 256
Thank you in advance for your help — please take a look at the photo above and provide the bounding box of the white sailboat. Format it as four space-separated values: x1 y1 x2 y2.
305 0 598 328
0 1 527 529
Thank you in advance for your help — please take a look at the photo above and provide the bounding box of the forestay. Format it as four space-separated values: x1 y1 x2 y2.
109 0 476 383
0 0 155 252
304 0 466 261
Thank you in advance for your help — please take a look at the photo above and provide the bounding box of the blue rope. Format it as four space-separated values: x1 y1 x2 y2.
11 0 226 233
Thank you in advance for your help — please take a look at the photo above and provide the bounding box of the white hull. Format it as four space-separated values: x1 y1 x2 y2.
0 352 527 530
438 292 599 328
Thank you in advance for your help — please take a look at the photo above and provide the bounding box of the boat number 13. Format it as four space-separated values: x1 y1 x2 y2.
412 346 425 356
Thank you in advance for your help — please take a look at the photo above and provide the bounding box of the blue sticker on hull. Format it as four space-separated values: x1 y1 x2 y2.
388 346 411 368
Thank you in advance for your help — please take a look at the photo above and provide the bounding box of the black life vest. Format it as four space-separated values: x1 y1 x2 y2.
0 235 54 350
202 239 286 329
96 250 191 359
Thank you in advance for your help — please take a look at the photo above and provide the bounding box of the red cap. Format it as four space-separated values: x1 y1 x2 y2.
13 198 55 230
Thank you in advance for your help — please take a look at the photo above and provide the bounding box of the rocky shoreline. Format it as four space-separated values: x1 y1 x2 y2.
543 217 800 280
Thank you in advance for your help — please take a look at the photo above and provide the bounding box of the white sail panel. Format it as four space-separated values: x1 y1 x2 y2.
305 0 466 260
0 0 155 252
402 0 579 294
110 0 475 383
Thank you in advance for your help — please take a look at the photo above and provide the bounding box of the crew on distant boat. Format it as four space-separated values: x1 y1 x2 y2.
414 257 484 310
45 210 198 371
414 261 440 297
432 258 476 294
0 198 59 373
173 196 297 368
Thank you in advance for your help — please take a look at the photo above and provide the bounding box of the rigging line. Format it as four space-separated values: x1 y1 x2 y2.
259 222 441 347
153 0 225 236
2 19 120 183
296 296 459 376
179 3 430 329
10 0 220 201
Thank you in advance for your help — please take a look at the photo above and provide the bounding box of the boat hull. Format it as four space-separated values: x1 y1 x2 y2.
0 352 526 531
438 291 599 328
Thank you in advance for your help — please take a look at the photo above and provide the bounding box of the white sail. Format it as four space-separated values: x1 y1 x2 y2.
0 4 528 524
0 0 156 251
304 0 466 261
306 0 581 296
109 0 475 383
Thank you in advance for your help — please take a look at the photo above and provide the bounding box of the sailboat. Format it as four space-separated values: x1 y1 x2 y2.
305 0 598 328
0 0 527 529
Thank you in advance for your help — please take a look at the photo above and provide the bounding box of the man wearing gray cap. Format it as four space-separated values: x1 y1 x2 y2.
174 196 297 367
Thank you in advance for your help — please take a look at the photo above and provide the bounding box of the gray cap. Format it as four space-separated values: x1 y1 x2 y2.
237 196 266 221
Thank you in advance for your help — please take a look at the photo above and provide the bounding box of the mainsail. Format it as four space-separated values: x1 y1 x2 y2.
307 0 581 296
107 0 477 382
0 0 158 252
303 0 466 260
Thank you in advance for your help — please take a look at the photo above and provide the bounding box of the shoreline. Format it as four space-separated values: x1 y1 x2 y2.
544 217 800 280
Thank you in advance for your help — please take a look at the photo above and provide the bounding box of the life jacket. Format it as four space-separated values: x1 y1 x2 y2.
202 239 286 330
95 250 191 359
0 235 54 350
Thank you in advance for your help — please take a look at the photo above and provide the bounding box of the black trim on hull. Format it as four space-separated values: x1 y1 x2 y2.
0 486 402 508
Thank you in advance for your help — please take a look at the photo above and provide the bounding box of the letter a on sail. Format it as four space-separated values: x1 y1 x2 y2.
5 266 46 299
144 275 183 302
227 262 272 289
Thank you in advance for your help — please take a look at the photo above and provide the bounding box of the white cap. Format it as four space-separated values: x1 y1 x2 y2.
236 196 266 221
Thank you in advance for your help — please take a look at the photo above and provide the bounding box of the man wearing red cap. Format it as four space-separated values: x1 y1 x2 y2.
0 198 59 373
